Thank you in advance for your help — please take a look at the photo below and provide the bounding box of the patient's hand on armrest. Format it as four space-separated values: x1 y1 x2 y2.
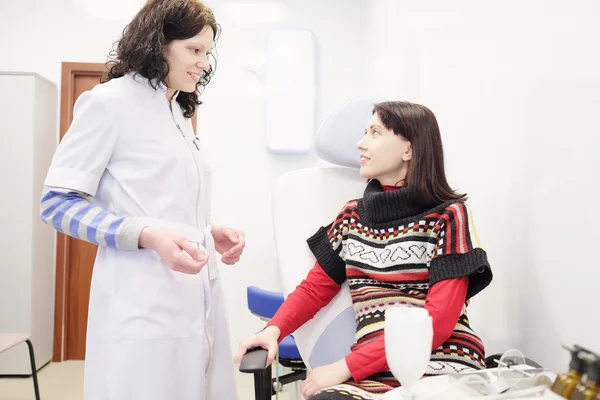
234 325 280 371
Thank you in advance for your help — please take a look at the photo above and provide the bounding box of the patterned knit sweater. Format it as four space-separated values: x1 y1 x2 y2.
301 180 493 399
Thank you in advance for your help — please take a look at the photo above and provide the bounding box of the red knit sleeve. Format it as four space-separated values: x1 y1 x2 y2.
265 261 342 341
344 277 468 381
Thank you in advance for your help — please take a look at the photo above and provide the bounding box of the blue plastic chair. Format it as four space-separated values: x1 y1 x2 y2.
246 286 306 399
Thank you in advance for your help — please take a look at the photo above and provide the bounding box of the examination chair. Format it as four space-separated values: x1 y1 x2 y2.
240 97 381 399
240 97 544 399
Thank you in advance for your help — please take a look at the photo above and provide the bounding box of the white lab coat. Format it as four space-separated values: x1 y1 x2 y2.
44 72 238 400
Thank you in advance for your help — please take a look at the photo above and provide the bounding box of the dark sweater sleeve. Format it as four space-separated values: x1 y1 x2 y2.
305 202 355 285
429 202 493 299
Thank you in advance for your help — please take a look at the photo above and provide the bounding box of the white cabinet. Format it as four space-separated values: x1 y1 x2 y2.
0 72 57 374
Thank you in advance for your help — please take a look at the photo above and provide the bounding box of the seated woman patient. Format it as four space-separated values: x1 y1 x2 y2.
235 101 493 400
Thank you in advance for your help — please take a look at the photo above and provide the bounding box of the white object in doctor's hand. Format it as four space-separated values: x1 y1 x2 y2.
139 226 209 274
385 306 433 400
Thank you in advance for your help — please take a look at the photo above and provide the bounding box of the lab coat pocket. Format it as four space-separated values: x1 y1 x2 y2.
110 249 206 341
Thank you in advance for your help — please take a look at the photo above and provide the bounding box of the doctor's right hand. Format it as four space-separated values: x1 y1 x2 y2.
139 227 209 274
234 325 280 366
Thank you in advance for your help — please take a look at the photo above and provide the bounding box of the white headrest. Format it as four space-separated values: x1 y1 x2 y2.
315 96 387 168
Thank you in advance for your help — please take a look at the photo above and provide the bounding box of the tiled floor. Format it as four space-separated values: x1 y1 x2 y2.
0 361 299 400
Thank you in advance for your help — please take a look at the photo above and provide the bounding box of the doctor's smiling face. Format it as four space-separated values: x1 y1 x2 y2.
163 25 215 98
104 0 219 117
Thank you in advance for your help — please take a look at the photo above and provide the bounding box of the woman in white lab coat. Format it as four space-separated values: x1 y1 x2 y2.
40 1 243 399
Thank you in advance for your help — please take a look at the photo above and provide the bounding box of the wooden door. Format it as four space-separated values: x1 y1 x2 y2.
54 62 105 361
54 62 197 361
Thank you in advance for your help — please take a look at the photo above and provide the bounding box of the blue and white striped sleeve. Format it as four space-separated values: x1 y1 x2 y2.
40 186 145 250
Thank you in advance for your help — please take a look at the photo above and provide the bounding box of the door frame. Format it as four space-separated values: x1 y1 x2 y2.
53 62 198 361
53 62 108 361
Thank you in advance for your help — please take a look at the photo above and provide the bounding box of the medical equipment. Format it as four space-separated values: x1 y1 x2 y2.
383 349 556 399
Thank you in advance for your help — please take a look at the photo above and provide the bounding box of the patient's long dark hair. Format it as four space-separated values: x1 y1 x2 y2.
373 101 467 205
102 0 220 118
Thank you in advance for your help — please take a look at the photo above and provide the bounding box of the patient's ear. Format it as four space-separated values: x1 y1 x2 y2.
402 142 412 162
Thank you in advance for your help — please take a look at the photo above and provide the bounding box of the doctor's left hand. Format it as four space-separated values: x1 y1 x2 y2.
139 227 209 274
210 225 245 265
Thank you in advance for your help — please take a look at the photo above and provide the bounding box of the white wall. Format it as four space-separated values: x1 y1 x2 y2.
519 1 600 370
0 0 131 87
366 0 600 372
0 0 368 354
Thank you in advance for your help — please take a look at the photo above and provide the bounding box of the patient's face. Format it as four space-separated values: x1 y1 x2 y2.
356 113 412 186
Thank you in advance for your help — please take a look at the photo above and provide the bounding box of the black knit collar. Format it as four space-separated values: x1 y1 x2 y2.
358 179 437 225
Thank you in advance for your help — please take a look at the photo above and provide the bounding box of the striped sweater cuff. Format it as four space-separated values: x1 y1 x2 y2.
117 218 147 250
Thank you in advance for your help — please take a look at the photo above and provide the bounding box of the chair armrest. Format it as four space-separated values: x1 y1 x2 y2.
239 348 269 373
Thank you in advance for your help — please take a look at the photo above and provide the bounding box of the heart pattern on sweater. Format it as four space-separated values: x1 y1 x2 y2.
345 241 431 265
359 251 380 264
409 245 427 259
347 242 365 256
390 247 411 261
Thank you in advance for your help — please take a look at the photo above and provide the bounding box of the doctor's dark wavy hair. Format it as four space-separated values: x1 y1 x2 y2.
102 0 220 118
373 101 467 206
